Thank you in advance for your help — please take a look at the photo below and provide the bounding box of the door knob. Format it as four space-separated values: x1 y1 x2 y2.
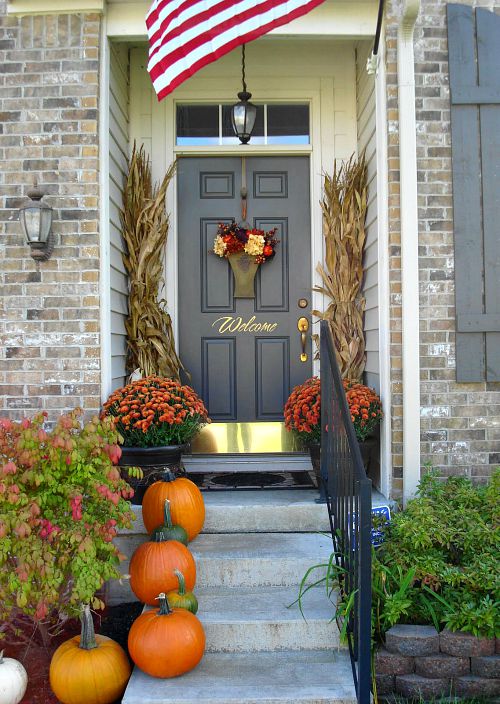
297 316 309 362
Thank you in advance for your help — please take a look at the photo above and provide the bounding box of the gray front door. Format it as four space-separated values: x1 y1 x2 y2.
178 156 312 422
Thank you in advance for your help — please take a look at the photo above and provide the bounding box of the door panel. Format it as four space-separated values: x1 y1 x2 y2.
255 217 289 312
200 218 235 312
201 337 236 419
255 337 290 418
178 156 311 422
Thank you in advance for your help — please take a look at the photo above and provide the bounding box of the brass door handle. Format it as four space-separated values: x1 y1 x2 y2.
297 316 309 362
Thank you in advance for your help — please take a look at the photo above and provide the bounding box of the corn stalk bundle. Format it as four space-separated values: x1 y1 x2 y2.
313 154 368 381
120 143 182 379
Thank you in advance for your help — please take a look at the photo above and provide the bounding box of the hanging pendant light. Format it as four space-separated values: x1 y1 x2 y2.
231 44 257 145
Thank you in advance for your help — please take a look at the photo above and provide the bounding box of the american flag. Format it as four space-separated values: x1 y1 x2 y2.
147 0 327 101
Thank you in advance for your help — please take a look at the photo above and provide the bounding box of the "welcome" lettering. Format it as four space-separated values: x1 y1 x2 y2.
212 316 279 334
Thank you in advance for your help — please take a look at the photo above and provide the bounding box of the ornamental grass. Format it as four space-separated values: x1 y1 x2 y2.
101 376 209 448
284 376 382 444
313 154 368 381
120 143 182 379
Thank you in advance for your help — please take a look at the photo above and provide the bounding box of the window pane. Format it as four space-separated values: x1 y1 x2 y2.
176 104 219 144
267 104 309 142
175 103 310 146
221 104 264 139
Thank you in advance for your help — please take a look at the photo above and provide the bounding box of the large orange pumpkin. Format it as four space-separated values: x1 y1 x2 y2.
50 604 131 704
142 470 205 541
128 593 205 678
129 530 196 605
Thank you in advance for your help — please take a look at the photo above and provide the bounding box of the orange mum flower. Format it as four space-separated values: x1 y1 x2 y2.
101 376 210 448
285 376 382 444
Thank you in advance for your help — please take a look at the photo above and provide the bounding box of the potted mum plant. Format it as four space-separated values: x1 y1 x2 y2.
284 376 382 486
0 410 136 647
101 376 209 503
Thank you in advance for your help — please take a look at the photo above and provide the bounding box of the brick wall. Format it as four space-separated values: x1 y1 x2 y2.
385 0 500 498
0 3 102 419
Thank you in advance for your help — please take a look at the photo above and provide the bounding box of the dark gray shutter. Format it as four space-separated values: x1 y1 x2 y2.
447 4 500 382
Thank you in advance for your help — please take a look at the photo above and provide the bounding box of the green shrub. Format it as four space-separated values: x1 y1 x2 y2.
372 469 499 640
296 469 499 644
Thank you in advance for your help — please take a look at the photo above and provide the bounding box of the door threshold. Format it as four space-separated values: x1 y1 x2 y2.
191 422 302 454
183 452 312 474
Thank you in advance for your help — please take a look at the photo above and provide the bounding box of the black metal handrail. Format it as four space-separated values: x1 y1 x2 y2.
320 320 372 704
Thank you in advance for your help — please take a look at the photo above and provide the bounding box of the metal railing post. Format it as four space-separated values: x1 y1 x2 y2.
319 320 372 704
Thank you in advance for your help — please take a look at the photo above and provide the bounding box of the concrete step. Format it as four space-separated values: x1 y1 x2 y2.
121 490 331 536
194 532 333 588
196 585 339 652
122 649 357 704
110 532 333 603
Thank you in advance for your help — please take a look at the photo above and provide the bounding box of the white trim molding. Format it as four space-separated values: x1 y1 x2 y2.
98 28 112 403
106 1 379 39
397 0 421 503
374 28 392 501
7 0 104 14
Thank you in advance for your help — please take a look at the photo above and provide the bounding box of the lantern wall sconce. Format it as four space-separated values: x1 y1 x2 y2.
19 180 54 265
231 44 257 145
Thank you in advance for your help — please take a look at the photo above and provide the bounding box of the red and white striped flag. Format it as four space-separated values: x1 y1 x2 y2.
147 0 327 101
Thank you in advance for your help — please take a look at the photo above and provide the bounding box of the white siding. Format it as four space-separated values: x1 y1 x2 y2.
109 43 129 389
356 41 379 392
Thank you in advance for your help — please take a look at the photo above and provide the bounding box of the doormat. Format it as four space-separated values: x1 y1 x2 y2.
189 471 315 490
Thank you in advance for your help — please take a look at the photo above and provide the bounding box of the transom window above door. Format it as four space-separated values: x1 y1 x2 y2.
176 103 310 146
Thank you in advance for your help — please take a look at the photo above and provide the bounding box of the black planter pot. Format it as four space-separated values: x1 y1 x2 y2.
358 437 378 475
119 444 188 506
308 437 378 490
309 443 321 489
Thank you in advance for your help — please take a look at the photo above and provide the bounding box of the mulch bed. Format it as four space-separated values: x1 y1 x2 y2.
3 602 143 704
98 601 143 654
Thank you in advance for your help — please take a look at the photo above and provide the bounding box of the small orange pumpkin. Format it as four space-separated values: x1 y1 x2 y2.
128 592 205 678
166 569 198 614
150 498 188 545
129 529 196 605
142 470 205 541
49 604 131 704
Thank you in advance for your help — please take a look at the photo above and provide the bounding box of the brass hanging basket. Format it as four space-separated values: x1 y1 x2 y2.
228 251 260 298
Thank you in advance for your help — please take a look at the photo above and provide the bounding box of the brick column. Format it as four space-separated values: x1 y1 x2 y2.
0 3 102 419
384 0 500 498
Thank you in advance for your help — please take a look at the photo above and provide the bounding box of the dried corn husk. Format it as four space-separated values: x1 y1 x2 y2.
313 154 368 381
120 143 183 379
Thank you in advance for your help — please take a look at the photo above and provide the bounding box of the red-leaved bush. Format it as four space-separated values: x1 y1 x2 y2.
0 409 137 639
